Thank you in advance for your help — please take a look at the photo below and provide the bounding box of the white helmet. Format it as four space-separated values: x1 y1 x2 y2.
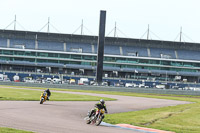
100 99 105 104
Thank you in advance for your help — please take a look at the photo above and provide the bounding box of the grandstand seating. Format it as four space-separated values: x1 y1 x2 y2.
178 71 200 76
103 66 121 71
165 71 178 75
93 44 97 53
0 38 7 47
122 46 148 57
0 60 8 63
2 37 200 62
150 48 176 59
67 43 92 53
104 45 120 55
38 40 63 51
0 60 65 68
37 62 64 67
66 64 92 69
11 61 35 66
122 68 150 73
150 69 178 75
177 49 200 60
9 39 35 49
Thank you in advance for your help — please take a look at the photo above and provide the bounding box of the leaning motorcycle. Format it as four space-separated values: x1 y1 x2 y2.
85 109 105 126
40 91 47 104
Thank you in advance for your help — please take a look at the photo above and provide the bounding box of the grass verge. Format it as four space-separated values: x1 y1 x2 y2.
0 86 114 101
0 127 33 133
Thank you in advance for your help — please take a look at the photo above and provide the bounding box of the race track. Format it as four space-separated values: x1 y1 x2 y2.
0 88 190 133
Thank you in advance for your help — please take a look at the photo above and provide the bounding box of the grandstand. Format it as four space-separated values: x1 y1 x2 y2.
0 29 200 85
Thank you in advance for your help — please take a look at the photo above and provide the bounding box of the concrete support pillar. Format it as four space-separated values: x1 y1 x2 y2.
91 44 95 53
64 42 67 52
119 46 123 55
35 40 38 50
7 39 10 48
96 10 106 85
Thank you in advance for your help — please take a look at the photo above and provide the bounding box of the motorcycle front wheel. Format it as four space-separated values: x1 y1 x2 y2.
40 99 43 104
86 119 91 124
95 116 102 126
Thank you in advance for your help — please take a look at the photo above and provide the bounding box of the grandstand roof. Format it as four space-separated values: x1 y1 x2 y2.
1 29 200 51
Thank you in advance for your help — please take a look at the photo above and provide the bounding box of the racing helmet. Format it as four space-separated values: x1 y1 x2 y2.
100 99 105 104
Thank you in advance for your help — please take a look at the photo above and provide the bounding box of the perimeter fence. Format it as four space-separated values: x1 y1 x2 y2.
1 81 200 96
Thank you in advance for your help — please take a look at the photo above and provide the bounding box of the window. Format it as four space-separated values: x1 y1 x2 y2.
14 51 24 55
70 61 81 65
37 52 48 57
60 54 70 58
48 60 58 63
139 59 148 64
48 53 58 58
81 62 91 65
0 57 12 61
160 61 171 65
60 61 70 64
14 58 24 61
3 50 13 55
24 51 36 56
71 55 81 59
104 57 115 62
149 60 160 64
37 59 47 63
24 58 35 62
82 55 95 60
127 58 138 63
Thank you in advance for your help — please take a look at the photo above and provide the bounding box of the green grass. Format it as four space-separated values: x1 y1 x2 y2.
1 85 200 132
0 86 114 101
105 103 200 133
0 127 33 133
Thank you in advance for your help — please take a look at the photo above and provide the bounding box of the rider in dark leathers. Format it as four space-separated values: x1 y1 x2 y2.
44 89 51 100
89 99 108 117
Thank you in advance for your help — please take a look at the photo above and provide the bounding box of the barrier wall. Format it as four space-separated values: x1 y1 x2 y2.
1 81 200 96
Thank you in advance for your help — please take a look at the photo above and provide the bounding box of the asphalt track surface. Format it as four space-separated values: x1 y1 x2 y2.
0 88 190 133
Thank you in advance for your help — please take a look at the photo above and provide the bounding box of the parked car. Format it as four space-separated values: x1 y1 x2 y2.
46 78 52 83
115 82 125 87
70 79 76 85
156 84 165 89
53 78 62 84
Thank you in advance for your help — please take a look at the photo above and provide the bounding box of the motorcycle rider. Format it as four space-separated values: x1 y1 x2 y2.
44 89 51 100
89 99 108 118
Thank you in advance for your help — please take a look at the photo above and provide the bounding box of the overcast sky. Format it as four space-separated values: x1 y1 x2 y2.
1 0 200 43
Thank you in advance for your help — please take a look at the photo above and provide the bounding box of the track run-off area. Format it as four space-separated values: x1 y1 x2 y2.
0 86 190 133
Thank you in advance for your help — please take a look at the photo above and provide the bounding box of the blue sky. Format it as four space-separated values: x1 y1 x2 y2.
1 0 200 43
